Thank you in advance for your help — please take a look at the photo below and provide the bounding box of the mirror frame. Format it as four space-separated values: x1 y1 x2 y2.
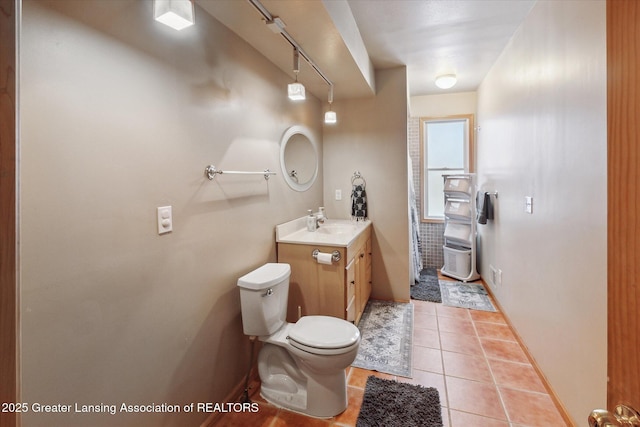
279 125 319 192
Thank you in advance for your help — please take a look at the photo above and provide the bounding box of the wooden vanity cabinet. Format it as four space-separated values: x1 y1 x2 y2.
358 238 372 323
277 224 372 324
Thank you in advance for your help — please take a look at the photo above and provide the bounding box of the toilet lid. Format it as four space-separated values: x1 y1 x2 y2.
288 316 360 349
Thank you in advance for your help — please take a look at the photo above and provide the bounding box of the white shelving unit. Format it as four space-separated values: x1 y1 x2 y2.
441 174 480 282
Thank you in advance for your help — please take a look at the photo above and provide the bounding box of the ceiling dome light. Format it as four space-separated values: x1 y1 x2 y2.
154 0 194 31
435 74 457 89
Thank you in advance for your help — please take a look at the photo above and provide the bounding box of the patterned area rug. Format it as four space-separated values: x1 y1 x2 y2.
352 300 413 377
439 280 497 312
356 376 442 427
411 268 442 302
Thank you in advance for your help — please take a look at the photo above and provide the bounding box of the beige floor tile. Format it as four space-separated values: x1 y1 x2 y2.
413 345 444 374
489 359 546 393
440 330 484 356
475 321 517 341
446 376 507 420
449 409 510 427
500 387 566 425
481 337 529 363
442 351 493 383
414 326 441 349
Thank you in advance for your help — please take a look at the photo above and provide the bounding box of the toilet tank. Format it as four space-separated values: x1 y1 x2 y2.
237 263 291 336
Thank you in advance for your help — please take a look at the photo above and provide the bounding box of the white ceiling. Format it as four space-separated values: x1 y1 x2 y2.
198 0 535 100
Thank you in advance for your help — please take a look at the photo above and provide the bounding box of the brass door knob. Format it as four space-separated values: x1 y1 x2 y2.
589 405 640 427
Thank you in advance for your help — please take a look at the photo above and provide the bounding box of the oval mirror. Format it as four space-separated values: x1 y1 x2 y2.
280 125 318 192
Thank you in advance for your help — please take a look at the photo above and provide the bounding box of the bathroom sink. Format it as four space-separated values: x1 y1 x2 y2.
316 223 358 235
276 217 371 247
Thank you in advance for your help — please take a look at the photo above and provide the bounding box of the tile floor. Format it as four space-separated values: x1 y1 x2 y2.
214 281 568 427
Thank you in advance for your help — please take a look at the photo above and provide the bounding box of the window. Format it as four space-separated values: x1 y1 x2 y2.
420 115 474 221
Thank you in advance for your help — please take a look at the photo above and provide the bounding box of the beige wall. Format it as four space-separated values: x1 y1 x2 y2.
409 91 477 118
323 67 410 302
476 0 607 423
20 1 322 426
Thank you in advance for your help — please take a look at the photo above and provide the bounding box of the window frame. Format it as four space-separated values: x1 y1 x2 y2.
419 114 475 222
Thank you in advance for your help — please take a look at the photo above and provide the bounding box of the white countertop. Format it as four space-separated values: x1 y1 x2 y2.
276 217 371 247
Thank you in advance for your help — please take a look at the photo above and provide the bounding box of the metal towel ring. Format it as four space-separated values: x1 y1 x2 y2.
351 171 366 188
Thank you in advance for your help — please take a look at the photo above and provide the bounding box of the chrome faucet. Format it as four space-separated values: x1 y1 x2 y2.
316 207 327 227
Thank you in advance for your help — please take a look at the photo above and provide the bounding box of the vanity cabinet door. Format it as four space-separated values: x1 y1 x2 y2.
354 240 372 325
364 239 372 306
277 243 345 322
348 237 372 325
354 252 363 323
358 239 371 311
345 259 356 322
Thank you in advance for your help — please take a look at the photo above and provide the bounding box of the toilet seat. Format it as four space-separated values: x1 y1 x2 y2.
287 316 360 355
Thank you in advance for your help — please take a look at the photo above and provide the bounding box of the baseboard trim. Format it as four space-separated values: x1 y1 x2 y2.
481 277 574 426
199 366 260 427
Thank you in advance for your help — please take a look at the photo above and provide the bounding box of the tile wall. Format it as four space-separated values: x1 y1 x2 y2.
408 117 445 269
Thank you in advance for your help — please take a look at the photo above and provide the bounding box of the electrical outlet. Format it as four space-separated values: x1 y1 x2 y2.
490 265 498 287
157 206 172 235
335 189 342 200
489 265 503 288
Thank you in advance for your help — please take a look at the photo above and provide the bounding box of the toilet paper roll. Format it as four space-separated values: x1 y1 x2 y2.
316 252 333 265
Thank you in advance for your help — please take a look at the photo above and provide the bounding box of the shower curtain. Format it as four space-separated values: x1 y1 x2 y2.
409 157 423 283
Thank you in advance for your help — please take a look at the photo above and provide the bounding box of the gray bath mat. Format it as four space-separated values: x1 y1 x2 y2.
440 280 497 312
356 376 443 427
411 268 442 302
352 300 413 377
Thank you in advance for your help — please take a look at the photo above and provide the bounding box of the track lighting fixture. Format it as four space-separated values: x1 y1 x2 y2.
324 85 337 124
154 0 194 31
288 49 306 101
249 0 338 115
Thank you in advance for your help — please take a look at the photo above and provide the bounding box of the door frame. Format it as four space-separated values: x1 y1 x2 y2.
607 0 640 413
0 1 19 426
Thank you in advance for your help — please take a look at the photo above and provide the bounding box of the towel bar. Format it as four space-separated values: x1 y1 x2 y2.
204 165 276 181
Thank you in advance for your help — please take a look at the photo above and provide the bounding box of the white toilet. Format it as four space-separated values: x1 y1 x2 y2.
237 263 361 418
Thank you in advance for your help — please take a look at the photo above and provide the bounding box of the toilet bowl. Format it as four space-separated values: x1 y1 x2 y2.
237 263 361 418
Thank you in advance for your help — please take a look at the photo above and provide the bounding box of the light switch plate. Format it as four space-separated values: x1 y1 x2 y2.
525 196 533 214
335 189 342 200
157 206 172 234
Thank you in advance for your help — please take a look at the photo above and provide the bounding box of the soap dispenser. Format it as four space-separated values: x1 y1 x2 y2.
306 210 317 232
